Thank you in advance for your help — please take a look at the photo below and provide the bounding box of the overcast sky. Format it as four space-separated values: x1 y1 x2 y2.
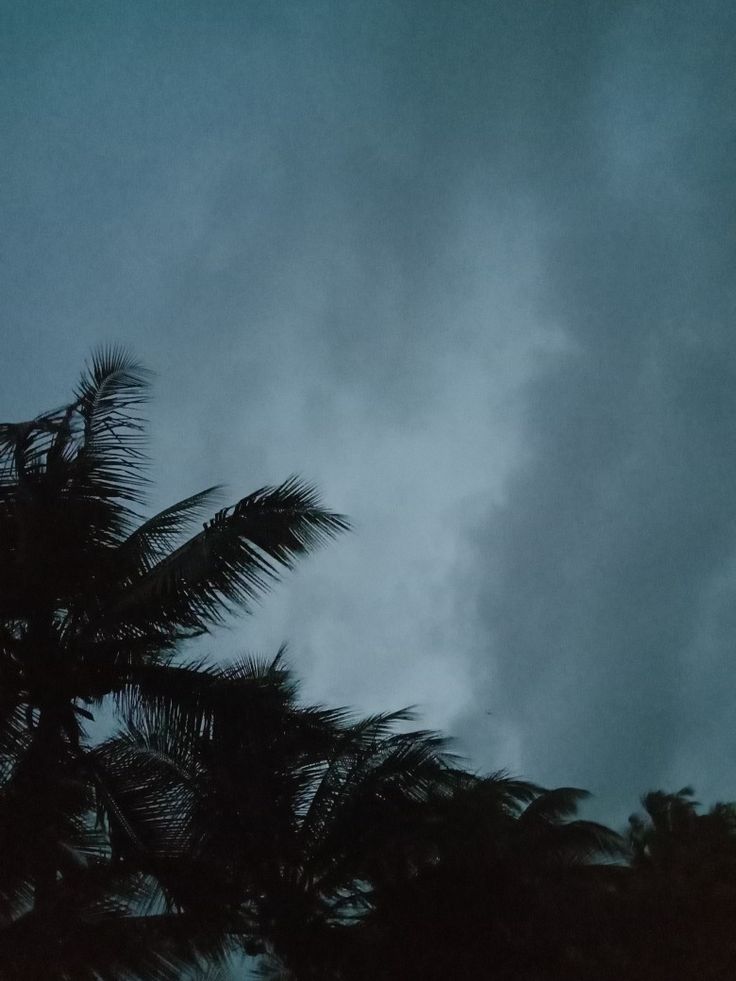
2 0 735 825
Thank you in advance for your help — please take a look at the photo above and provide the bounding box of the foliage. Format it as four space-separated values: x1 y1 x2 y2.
0 349 349 979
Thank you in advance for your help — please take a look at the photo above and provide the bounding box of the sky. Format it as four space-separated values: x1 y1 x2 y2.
2 0 735 826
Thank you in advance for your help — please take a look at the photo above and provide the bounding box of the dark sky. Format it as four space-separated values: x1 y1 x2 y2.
2 0 735 825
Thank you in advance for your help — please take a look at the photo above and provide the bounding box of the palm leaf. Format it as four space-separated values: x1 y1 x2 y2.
97 478 349 633
73 345 152 507
519 787 591 825
114 487 224 581
0 868 233 981
89 736 194 867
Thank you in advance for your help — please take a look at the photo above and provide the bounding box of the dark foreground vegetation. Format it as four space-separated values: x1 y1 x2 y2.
1 350 735 979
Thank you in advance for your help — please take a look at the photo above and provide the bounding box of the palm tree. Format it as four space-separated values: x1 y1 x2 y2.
628 786 736 875
351 775 626 980
0 348 349 978
620 788 736 980
97 651 457 978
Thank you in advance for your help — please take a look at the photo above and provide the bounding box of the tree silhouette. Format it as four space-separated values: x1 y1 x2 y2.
349 774 625 980
98 651 457 977
0 348 348 978
619 787 736 980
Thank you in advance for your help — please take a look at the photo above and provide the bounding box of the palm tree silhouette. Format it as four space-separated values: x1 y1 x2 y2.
97 649 456 978
620 787 736 980
351 775 625 980
0 348 348 978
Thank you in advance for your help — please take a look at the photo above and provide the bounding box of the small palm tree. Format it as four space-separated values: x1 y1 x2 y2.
0 348 349 978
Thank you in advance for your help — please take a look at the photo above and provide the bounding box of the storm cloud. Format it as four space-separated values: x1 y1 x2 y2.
453 0 736 819
2 0 735 821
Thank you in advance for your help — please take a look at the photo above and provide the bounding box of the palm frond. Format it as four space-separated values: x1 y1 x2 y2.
89 735 194 864
0 697 31 779
299 719 454 887
110 652 348 838
74 346 151 446
96 478 349 634
0 868 233 981
455 770 541 817
0 351 152 618
72 345 152 512
115 654 291 744
555 819 627 862
520 786 591 825
114 487 224 581
0 404 72 487
118 658 228 728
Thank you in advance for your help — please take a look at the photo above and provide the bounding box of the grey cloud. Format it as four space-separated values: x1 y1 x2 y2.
455 0 736 820
2 0 735 827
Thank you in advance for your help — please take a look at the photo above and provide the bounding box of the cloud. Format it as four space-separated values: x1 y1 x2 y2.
2 0 735 823
454 0 736 819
